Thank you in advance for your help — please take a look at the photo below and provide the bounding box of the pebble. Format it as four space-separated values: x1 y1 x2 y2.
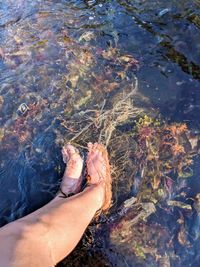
17 103 29 115
158 8 171 17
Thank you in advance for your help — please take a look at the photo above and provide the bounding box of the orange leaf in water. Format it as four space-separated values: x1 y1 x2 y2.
177 123 187 134
167 123 187 136
172 144 185 155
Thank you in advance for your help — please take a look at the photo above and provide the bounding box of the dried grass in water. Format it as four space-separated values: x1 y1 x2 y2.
58 76 150 196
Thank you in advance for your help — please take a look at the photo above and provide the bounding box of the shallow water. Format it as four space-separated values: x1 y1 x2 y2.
0 0 200 266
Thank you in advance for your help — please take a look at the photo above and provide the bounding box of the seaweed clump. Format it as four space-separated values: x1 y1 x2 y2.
109 116 200 266
134 116 194 200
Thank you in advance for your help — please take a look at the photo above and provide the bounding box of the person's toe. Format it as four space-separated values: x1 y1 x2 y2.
66 144 77 155
62 146 69 163
62 144 80 164
87 142 93 149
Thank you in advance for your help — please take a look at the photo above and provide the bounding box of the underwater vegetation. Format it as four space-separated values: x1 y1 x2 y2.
57 113 200 267
109 116 200 266
134 116 196 195
1 0 200 266
58 112 200 267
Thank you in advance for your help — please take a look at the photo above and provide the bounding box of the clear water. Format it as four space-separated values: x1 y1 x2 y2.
0 0 200 266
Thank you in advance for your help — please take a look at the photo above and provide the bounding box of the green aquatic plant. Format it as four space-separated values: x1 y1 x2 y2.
134 243 146 260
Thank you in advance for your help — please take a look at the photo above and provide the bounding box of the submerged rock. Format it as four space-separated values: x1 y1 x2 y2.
17 103 29 116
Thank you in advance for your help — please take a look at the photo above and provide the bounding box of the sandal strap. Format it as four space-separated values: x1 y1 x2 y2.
58 188 74 198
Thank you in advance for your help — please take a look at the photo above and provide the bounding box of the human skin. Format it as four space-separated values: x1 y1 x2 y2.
0 143 111 267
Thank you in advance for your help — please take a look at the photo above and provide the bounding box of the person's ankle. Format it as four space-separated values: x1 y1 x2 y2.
85 183 105 211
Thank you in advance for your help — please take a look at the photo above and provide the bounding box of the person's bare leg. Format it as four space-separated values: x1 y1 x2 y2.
0 143 111 267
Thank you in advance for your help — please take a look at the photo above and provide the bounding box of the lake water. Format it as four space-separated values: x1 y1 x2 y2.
0 0 200 266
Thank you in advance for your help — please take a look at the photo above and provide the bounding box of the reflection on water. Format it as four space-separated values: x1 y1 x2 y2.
0 0 200 266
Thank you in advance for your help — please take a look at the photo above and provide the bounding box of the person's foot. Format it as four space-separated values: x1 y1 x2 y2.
59 144 83 196
86 142 112 213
